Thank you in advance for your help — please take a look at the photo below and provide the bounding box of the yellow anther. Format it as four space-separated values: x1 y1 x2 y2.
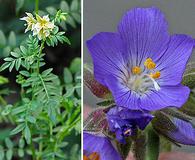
124 129 132 135
147 62 156 69
145 58 153 63
150 71 161 79
144 58 156 70
132 66 142 75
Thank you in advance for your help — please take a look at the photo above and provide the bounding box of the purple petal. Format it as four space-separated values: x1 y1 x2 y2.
156 34 194 86
83 133 122 160
115 129 125 144
107 106 153 130
86 32 127 86
167 118 195 145
105 75 140 110
118 7 169 65
111 107 153 130
106 106 153 143
118 108 152 120
140 85 190 111
135 114 154 130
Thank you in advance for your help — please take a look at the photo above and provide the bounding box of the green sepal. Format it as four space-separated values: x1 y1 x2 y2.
132 132 146 160
96 100 114 107
180 94 195 117
161 108 192 122
146 128 159 160
152 111 176 132
116 137 132 160
151 110 181 146
182 62 195 89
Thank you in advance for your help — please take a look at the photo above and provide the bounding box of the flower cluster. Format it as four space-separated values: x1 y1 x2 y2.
20 13 55 40
84 6 195 160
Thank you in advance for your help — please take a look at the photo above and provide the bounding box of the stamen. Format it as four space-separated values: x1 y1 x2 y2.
124 129 131 135
147 75 161 91
132 66 142 75
126 58 161 95
153 80 161 91
144 58 156 70
150 71 161 79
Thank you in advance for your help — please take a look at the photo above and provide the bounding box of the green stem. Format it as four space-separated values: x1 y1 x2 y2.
132 133 146 160
39 74 49 100
117 137 132 160
31 137 36 160
35 0 39 14
57 117 80 142
49 121 55 160
160 137 172 152
37 41 45 73
147 129 160 160
50 122 53 136
37 134 43 160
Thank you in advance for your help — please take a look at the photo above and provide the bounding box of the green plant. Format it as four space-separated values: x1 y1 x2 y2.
0 1 81 159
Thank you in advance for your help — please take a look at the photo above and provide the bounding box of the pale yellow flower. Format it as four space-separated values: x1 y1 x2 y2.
20 13 36 33
33 14 55 40
21 13 55 40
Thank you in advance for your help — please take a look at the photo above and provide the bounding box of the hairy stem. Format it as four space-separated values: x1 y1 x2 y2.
132 133 146 160
37 41 45 73
35 0 39 14
146 129 160 160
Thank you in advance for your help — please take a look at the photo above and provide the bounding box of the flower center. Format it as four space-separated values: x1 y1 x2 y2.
40 19 48 27
126 58 161 95
83 152 100 160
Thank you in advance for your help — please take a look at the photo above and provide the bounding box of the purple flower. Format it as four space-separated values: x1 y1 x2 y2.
86 7 194 111
83 132 122 160
107 106 153 143
167 118 195 145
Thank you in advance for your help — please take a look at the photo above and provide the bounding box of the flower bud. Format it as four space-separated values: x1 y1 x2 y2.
152 109 195 146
